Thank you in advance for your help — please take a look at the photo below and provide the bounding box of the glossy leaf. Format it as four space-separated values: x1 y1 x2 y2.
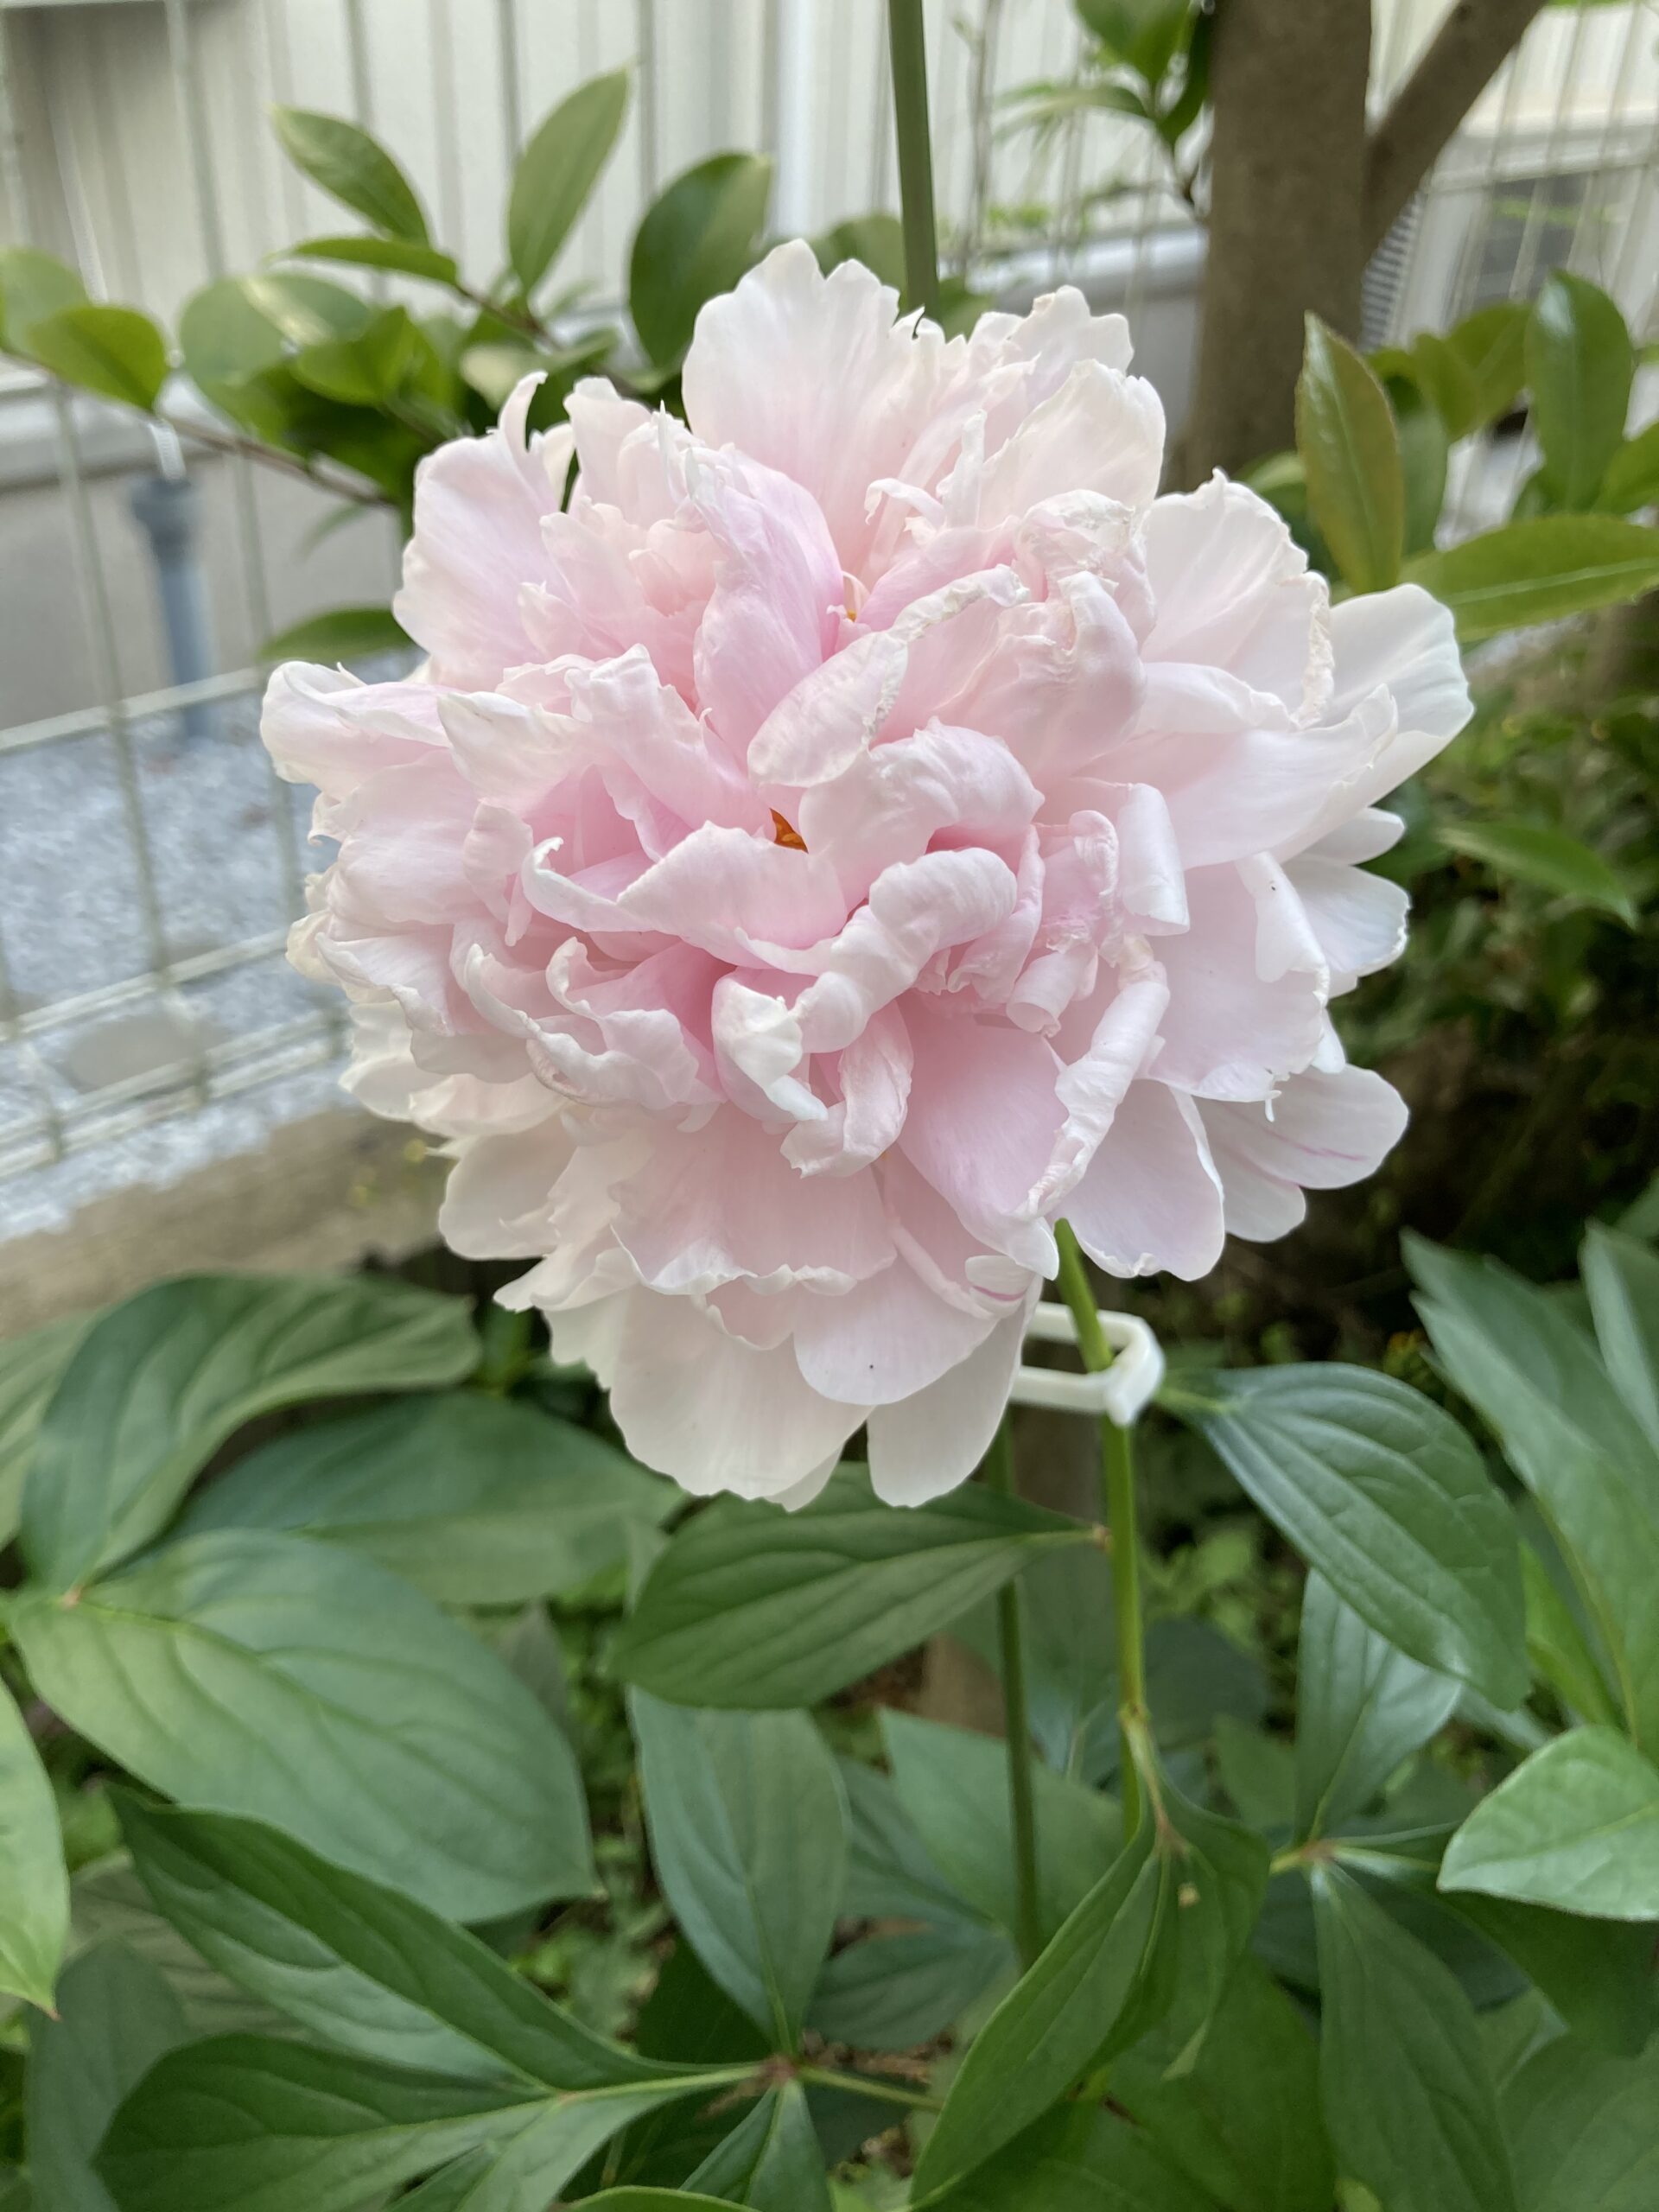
687 2082 830 2211
0 1311 88 1547
509 67 630 293
1169 1363 1526 1707
910 1820 1166 2201
238 270 372 346
21 306 168 410
180 1391 671 1603
1527 273 1633 509
629 151 772 368
10 1529 592 1922
1581 1222 1659 1454
1402 328 1481 442
1599 421 1659 515
0 245 86 351
1296 314 1405 593
19 1271 476 1591
1438 819 1638 926
1313 1866 1516 2212
1439 1726 1659 1918
617 1465 1089 1707
631 1693 845 2047
1443 301 1529 434
926 2104 1212 2211
257 603 412 662
287 233 460 283
1408 514 1659 640
1295 1573 1460 1839
1502 2031 1659 2211
271 107 429 242
0 1679 67 2011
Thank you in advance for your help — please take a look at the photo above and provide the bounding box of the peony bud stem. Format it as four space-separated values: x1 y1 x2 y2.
984 1412 1044 1969
887 0 943 322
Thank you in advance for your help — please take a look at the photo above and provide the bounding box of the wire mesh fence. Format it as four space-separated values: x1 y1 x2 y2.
0 0 1654 1224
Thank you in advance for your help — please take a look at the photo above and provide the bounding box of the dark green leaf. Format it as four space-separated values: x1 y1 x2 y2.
179 1391 670 1603
271 107 429 242
1599 421 1659 515
1077 0 1194 85
1168 1364 1526 1707
0 245 86 351
1294 1572 1459 1840
951 1542 1118 1777
19 1271 476 1591
577 2198 741 2211
1402 330 1481 442
1214 1715 1296 1833
1439 1726 1659 1918
926 2104 1213 2211
0 1680 67 2012
1522 1541 1620 1729
257 603 412 662
1389 372 1451 555
687 2082 829 2211
1154 1780 1271 2069
21 306 168 410
391 2152 500 2209
806 1924 1009 2050
509 67 630 294
811 212 906 292
1442 301 1529 434
629 152 772 369
1581 1223 1659 1454
617 1465 1089 1707
838 1756 988 1931
1527 272 1633 509
0 1311 89 1547
631 1694 845 2047
25 1943 192 2212
1313 1866 1516 2212
1437 819 1638 925
1502 2031 1659 2210
1296 314 1405 593
67 1853 289 2038
10 1530 592 1922
1407 513 1659 639
910 1820 1167 2200
1451 1891 1656 2056
286 233 460 283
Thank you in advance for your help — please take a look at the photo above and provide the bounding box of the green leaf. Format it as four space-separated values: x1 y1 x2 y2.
910 1820 1167 2201
1213 1717 1296 1833
178 1391 670 1604
1451 1891 1656 2056
1313 1866 1517 2212
1527 272 1633 509
271 107 429 243
286 233 459 283
629 151 772 369
1581 1223 1659 1455
0 1680 67 2012
880 1709 1120 1945
1076 0 1194 85
239 270 373 346
1294 1572 1459 1840
838 1756 989 1931
257 603 412 662
812 212 906 292
925 2105 1213 2211
1296 314 1405 593
9 1529 592 1922
19 1271 476 1592
1153 1780 1271 2071
1501 2031 1659 2211
578 2198 742 2211
688 2082 830 2212
67 1853 290 2038
1406 1236 1659 1750
290 303 419 404
0 245 86 351
20 305 168 410
1407 513 1659 639
807 1924 1009 2050
1442 301 1529 435
508 67 630 294
616 1465 1090 1707
114 1797 677 2088
1439 1726 1659 1918
631 1693 845 2047
1599 421 1659 515
951 1542 1119 1777
25 1942 193 2212
178 276 287 391
0 1311 89 1547
1389 373 1450 556
96 2034 727 2212
1399 330 1481 442
1167 1364 1527 1707
1522 1542 1619 1728
1437 819 1638 925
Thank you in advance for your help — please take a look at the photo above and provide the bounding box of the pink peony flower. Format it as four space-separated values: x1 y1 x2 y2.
264 241 1468 1507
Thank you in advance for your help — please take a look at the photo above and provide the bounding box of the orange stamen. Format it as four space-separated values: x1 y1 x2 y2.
772 810 807 851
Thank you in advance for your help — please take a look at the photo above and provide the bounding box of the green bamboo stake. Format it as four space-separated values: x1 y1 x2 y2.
887 0 943 321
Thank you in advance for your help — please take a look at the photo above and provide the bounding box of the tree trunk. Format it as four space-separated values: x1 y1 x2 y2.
1185 0 1374 481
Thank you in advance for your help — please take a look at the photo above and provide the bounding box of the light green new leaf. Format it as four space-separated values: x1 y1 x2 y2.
617 1465 1090 1707
688 2082 830 2212
0 1310 89 1546
10 1529 592 1923
271 107 429 242
1407 514 1659 639
1599 421 1659 515
509 68 631 294
925 2105 1212 2212
22 306 168 410
1295 1572 1460 1840
1439 1726 1659 1919
1437 819 1638 926
1313 1867 1516 2212
632 1693 845 2048
1296 314 1405 593
179 1390 671 1604
286 232 460 283
0 246 86 351
1502 2032 1659 2212
25 1942 194 2212
1527 272 1633 509
0 1678 67 2011
1581 1223 1659 1455
20 1270 477 1591
257 603 412 662
629 151 772 368
910 1821 1166 2202
1168 1363 1527 1707
115 1797 677 2088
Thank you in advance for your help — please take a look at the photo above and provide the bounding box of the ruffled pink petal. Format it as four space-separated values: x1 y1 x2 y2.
1200 1065 1408 1241
865 1306 1032 1505
1066 1079 1224 1280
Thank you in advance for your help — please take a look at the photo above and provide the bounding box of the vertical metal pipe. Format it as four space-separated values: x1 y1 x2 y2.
772 0 817 236
637 0 660 204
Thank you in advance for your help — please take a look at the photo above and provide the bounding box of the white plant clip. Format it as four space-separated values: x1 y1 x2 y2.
1008 1301 1166 1427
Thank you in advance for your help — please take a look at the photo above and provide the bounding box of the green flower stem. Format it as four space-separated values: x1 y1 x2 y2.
1055 1220 1149 1834
887 0 942 321
984 1414 1043 1969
